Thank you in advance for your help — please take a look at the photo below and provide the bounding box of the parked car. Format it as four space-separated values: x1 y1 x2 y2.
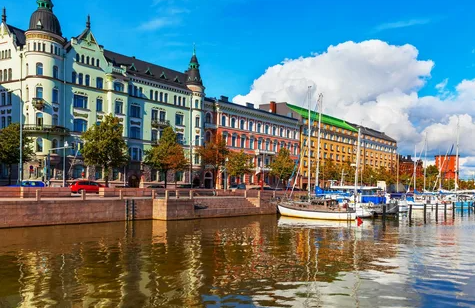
147 184 165 189
70 180 104 193
10 180 46 187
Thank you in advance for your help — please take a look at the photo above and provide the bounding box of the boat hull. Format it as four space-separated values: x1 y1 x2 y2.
278 204 356 221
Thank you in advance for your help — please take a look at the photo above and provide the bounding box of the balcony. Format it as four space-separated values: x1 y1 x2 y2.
151 119 170 128
23 124 70 136
255 149 276 156
204 122 216 129
31 97 45 110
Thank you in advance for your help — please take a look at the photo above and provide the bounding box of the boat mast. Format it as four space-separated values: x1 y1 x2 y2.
455 117 460 194
307 86 312 199
424 133 427 192
396 153 400 192
354 127 361 201
315 93 323 190
413 145 417 193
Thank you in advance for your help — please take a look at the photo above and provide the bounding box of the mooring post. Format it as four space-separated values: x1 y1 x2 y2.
81 189 86 201
382 204 387 223
409 203 413 224
36 189 41 202
435 202 439 222
189 189 193 200
165 190 169 200
244 190 247 198
176 190 180 199
461 202 464 217
151 190 156 200
468 202 471 217
258 190 261 200
125 199 129 221
132 199 136 220
119 190 123 200
444 202 447 220
423 203 427 224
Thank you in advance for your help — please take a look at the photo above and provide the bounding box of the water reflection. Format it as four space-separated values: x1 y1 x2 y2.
0 213 474 307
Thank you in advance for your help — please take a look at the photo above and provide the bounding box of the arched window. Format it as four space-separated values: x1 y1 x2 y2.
154 91 158 101
7 68 12 80
205 113 211 123
52 139 58 153
53 66 58 79
205 131 211 143
91 57 95 66
1 51 4 58
273 127 276 136
240 119 245 129
159 92 163 102
36 63 43 75
7 49 10 58
36 87 43 99
36 113 43 126
76 54 80 62
164 93 168 103
81 55 84 63
182 97 186 107
52 114 58 126
96 59 100 67
257 123 261 133
173 95 177 105
73 119 88 132
78 73 83 85
249 121 254 131
85 75 90 86
72 71 77 83
86 56 90 65
0 70 2 82
221 115 226 126
149 89 153 99
231 118 236 128
265 125 269 134
36 137 43 152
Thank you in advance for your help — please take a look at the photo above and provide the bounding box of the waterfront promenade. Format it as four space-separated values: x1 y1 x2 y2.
0 187 290 229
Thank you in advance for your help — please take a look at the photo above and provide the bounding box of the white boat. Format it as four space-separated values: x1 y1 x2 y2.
278 200 357 221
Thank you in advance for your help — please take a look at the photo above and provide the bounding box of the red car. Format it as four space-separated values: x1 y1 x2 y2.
70 180 103 193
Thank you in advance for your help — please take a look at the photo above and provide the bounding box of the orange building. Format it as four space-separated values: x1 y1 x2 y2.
399 155 423 177
435 155 457 180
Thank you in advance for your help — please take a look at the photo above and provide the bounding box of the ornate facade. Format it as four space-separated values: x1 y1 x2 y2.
0 0 204 186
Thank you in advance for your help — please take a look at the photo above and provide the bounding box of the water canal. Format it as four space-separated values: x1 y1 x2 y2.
0 210 474 307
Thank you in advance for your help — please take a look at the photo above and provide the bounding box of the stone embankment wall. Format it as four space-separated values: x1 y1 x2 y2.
0 188 290 229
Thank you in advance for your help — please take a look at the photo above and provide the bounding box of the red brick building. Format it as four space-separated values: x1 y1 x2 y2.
399 155 423 177
435 155 457 180
203 97 300 188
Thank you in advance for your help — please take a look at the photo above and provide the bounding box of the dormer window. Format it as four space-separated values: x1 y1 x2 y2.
174 76 180 83
145 67 153 75
129 63 137 71
160 72 167 79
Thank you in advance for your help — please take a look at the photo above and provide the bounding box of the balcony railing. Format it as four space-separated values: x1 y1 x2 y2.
151 119 170 128
31 97 45 110
255 149 276 156
23 124 70 135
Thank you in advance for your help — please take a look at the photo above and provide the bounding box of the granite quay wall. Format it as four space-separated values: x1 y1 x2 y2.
0 189 289 229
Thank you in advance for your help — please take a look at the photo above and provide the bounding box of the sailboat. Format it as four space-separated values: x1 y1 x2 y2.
277 92 357 221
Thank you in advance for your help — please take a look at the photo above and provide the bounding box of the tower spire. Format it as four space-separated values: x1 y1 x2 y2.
193 43 196 56
2 7 6 23
86 14 90 29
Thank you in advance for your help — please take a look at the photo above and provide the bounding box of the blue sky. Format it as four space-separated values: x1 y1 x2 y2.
5 0 475 99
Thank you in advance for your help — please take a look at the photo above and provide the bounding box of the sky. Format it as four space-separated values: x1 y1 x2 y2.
5 0 475 178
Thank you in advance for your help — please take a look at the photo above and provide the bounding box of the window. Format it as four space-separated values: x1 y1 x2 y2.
152 130 158 142
164 93 168 103
91 57 95 66
129 147 143 161
130 105 141 118
154 91 158 101
1 117 4 128
7 116 11 126
257 123 261 133
194 154 200 165
139 87 143 97
232 135 237 147
96 98 103 112
194 99 199 109
52 89 59 104
52 114 58 126
159 111 166 121
240 119 245 129
7 69 11 81
178 97 181 106
265 125 269 134
36 87 43 99
72 71 77 83
273 127 276 135
174 95 177 105
0 70 2 82
85 75 90 86
86 56 90 65
175 114 184 126
231 118 236 128
241 137 245 148
76 54 80 62
130 127 141 139
151 109 158 121
195 135 200 146
36 113 43 126
78 73 83 85
205 113 212 123
113 82 123 92
115 101 123 114
73 119 88 132
249 122 254 131
159 92 163 102
36 137 43 152
280 127 284 137
53 66 58 79
96 77 103 89
250 138 254 149
258 139 262 149
81 55 85 63
177 133 184 144
36 63 43 75
149 90 153 100
195 116 200 128
96 59 100 67
221 115 226 126
73 94 87 109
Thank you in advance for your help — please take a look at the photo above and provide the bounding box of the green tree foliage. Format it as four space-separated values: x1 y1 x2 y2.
81 114 129 187
0 123 34 185
270 148 295 185
227 150 253 181
144 126 188 188
196 133 229 188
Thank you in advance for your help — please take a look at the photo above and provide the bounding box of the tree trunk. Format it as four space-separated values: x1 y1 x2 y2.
8 164 12 186
212 167 217 189
164 169 168 189
104 165 109 187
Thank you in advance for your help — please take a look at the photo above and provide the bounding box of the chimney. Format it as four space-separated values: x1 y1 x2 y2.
246 102 254 108
269 101 276 113
220 95 229 102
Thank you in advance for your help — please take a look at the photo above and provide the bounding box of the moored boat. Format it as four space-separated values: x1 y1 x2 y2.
278 198 357 221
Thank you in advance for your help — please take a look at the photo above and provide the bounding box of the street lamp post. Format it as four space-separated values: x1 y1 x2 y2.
224 157 229 190
7 89 23 184
63 141 68 187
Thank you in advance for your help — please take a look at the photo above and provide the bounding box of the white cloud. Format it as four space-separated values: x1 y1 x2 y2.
374 18 433 32
138 17 179 31
233 39 475 179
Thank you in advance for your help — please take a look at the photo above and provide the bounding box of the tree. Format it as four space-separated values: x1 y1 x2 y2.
227 150 253 182
270 148 295 186
81 114 129 187
196 133 229 188
144 126 188 188
0 123 34 185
